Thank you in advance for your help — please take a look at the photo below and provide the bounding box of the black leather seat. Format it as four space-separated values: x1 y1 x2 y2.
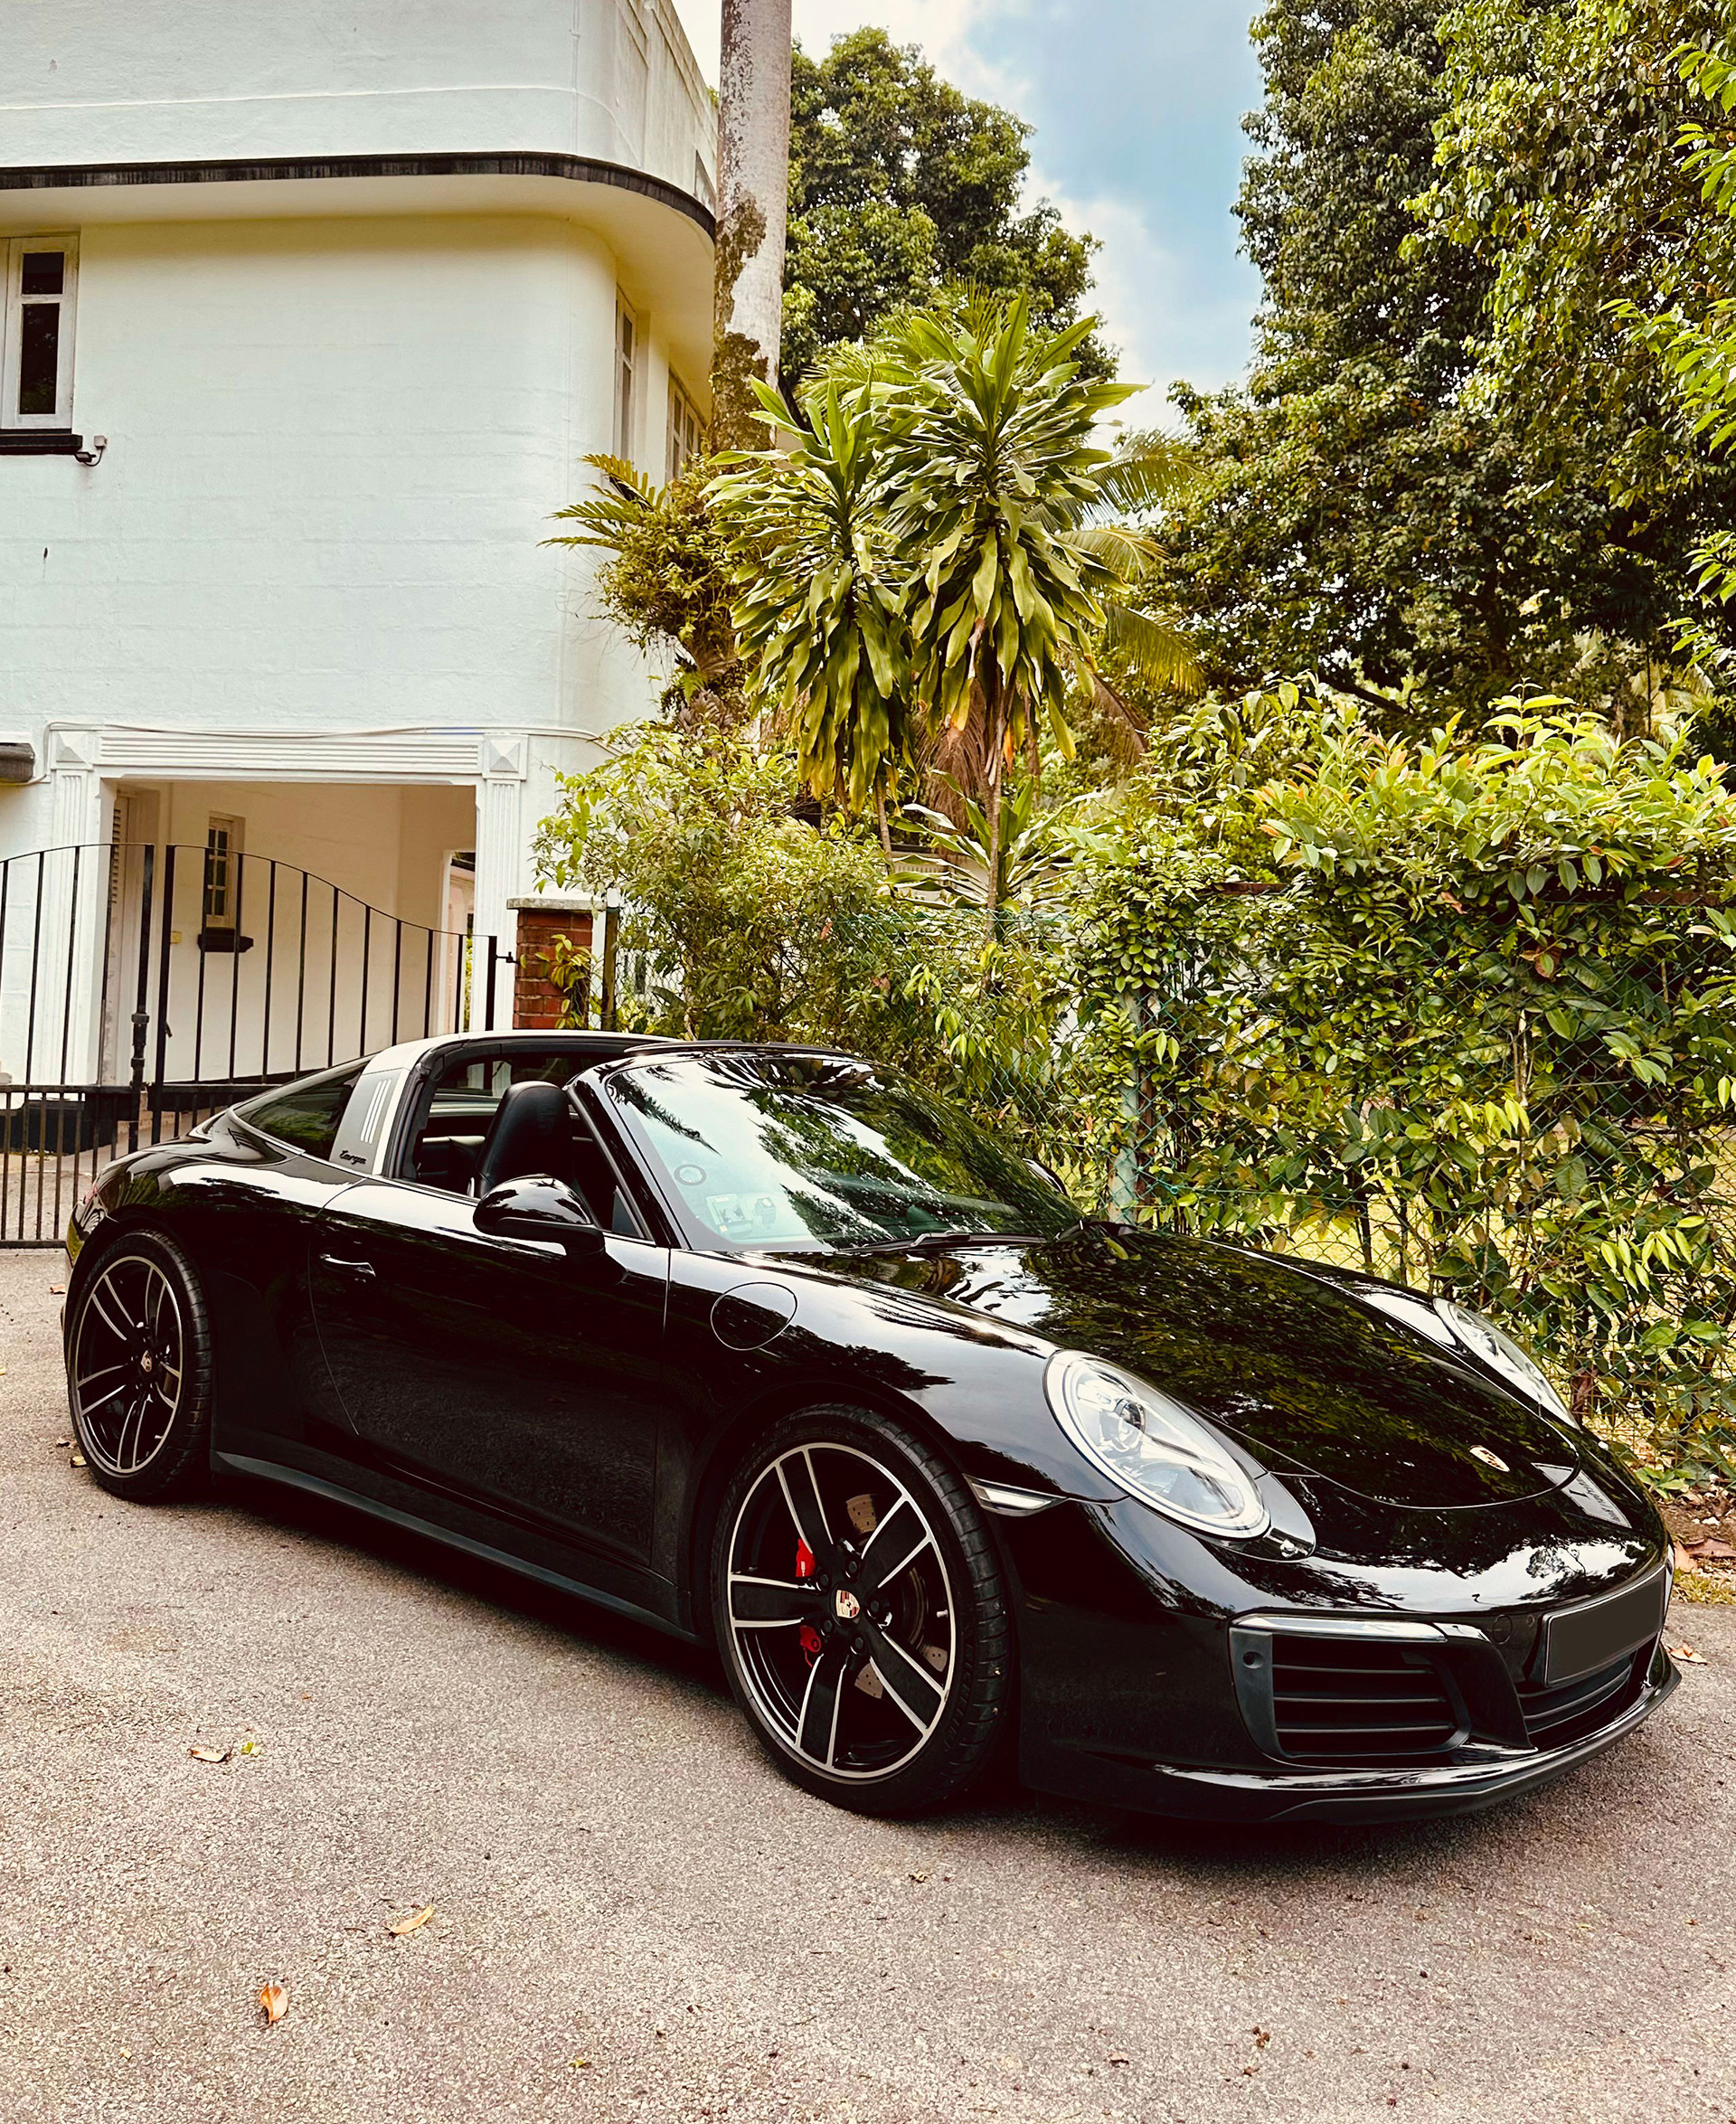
473 1080 572 1199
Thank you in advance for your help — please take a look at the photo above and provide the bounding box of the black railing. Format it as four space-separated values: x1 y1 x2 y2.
0 841 505 1245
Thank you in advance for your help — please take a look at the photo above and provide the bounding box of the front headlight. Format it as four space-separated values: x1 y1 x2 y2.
1044 1351 1270 1539
1435 1299 1572 1423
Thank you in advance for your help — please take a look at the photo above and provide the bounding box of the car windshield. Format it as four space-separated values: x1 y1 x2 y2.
603 1051 1078 1252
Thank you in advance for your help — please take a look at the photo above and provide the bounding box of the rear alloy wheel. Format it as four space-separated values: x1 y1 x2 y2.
67 1231 213 1502
713 1407 1012 1815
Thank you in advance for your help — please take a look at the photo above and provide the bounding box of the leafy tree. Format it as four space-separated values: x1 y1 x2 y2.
1154 0 1711 719
1416 0 1724 506
784 29 1101 382
709 376 911 831
1615 26 1736 664
530 724 1069 1119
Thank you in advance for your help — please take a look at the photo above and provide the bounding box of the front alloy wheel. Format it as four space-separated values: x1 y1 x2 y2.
714 1408 1011 1814
67 1230 213 1501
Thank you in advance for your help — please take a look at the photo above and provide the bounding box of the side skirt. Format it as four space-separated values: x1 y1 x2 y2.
213 1451 702 1646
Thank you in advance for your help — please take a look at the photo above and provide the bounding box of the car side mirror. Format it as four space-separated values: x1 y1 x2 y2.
474 1175 607 1260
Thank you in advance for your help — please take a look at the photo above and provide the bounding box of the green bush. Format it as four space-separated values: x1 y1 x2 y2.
533 699 1736 1487
531 726 1071 1123
1067 694 1736 1487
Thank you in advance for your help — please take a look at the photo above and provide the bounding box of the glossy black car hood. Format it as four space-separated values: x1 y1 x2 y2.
820 1225 1578 1510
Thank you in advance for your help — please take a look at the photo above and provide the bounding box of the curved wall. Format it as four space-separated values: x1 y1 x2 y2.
0 0 716 198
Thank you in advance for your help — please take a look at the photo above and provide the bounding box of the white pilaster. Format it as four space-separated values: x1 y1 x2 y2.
472 735 529 1030
41 732 107 1081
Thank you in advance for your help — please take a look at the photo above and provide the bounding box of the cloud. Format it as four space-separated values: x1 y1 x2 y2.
665 0 1260 395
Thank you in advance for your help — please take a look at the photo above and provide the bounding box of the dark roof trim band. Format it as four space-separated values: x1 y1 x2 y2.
0 149 715 239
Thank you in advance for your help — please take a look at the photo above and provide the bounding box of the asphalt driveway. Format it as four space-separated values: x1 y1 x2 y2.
2 1250 1732 2124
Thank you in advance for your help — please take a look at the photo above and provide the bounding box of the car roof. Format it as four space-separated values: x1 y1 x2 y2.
362 1028 674 1073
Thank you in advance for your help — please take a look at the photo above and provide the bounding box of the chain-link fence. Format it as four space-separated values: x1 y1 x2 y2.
973 902 1736 1491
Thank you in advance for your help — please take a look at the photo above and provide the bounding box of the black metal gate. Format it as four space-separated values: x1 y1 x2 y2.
0 841 506 1246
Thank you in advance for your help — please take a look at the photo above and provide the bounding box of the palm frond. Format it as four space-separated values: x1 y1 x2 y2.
1087 670 1150 767
1092 436 1201 516
1103 604 1204 694
1071 522 1165 581
545 454 666 550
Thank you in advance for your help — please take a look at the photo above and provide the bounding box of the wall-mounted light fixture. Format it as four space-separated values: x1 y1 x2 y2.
73 434 107 467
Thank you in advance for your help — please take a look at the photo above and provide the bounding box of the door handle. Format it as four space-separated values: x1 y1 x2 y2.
319 1253 377 1280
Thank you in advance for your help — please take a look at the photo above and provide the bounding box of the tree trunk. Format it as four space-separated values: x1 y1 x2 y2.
983 675 1006 947
712 0 793 450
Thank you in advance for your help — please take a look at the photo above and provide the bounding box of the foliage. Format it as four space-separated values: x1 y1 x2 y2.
1417 0 1719 499
893 770 1086 913
709 292 1198 908
1415 0 1736 678
1617 28 1736 656
883 301 1131 804
784 29 1101 383
531 687 1736 1482
1067 697 1736 1481
1153 0 1717 717
709 376 910 815
530 725 1071 1119
545 455 743 728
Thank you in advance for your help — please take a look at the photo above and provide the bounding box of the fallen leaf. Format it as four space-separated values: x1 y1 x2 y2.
49 1284 64 1294
189 1745 230 1764
53 1438 69 1448
1667 1642 1708 1664
386 1905 435 1938
258 1984 288 2025
1108 2053 1129 2065
237 1740 261 1757
1694 1538 1736 1562
69 1453 87 1468
568 2058 590 2071
1254 2027 1271 2047
910 1869 930 1883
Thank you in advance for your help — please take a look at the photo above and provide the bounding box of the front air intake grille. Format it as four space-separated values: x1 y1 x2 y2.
1270 1635 1462 1762
1518 1651 1644 1749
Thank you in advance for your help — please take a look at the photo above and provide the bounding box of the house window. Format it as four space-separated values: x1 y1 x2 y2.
203 816 243 929
3 236 78 430
667 377 704 480
614 296 637 462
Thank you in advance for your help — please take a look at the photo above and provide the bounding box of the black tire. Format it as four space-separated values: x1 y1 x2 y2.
66 1228 213 1503
712 1404 1013 1816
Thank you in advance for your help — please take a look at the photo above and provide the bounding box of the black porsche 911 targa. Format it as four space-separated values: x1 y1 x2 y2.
61 1031 1676 1822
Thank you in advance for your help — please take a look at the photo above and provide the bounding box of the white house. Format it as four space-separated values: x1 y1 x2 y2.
0 0 715 1094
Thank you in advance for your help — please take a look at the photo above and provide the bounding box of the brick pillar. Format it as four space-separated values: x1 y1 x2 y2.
511 905 592 1030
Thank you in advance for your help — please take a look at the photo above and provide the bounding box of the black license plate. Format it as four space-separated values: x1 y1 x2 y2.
1543 1571 1667 1685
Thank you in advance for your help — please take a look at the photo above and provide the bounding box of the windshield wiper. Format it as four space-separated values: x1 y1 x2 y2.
844 1222 1083 1256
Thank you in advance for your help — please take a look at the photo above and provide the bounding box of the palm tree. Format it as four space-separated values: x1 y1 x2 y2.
893 771 1084 911
711 293 1203 927
710 377 910 837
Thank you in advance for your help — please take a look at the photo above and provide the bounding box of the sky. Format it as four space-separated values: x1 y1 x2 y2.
668 0 1266 424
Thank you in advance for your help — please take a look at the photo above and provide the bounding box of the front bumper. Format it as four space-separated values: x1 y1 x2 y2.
1002 1489 1680 1824
1024 1639 1678 1822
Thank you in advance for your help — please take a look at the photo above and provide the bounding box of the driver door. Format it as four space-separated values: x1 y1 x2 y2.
308 1178 675 1577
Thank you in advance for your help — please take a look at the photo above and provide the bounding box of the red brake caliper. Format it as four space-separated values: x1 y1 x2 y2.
796 1538 823 1665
